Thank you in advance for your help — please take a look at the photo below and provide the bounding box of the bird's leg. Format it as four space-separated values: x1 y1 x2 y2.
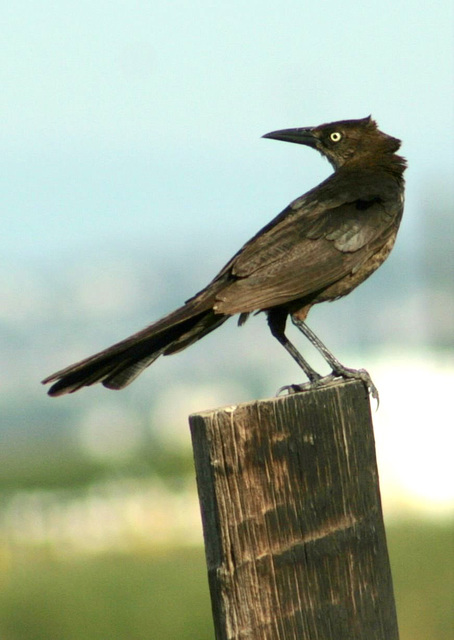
267 311 322 388
291 318 379 402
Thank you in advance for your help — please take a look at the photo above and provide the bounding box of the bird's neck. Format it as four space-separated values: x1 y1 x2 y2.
342 151 406 182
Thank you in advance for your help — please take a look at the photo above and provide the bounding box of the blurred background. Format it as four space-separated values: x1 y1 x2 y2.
1 1 453 638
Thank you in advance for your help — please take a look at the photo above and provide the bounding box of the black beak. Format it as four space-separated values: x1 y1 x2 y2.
262 127 318 148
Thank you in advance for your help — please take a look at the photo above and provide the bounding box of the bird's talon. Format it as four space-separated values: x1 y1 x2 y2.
276 384 302 396
330 366 380 407
276 368 379 408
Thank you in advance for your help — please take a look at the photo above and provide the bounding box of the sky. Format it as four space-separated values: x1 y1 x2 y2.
2 0 453 260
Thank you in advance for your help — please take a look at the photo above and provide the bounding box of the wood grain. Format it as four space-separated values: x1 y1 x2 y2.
189 380 399 640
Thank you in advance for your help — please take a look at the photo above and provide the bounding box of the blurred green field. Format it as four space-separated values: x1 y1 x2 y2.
0 547 213 640
0 521 452 640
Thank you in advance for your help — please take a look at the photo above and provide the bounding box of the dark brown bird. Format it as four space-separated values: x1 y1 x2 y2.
42 116 406 399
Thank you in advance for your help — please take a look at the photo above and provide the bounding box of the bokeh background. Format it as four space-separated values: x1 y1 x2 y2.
1 1 453 638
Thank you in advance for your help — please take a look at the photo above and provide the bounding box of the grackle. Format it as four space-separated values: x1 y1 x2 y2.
43 116 406 400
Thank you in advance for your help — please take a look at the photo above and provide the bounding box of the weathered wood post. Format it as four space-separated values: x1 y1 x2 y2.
189 379 399 640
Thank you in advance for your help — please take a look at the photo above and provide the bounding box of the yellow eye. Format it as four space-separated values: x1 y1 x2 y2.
330 132 342 142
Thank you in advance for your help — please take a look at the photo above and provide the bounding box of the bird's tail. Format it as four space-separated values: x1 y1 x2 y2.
42 303 229 396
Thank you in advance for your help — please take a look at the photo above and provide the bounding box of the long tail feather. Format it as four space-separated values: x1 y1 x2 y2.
42 306 229 396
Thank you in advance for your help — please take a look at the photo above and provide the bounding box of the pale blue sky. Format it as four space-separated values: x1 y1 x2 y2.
2 0 453 258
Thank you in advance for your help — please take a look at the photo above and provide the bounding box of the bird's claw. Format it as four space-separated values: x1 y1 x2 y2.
331 366 379 407
276 368 379 408
345 368 379 405
276 375 340 397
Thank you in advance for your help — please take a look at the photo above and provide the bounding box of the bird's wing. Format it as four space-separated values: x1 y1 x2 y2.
213 184 401 314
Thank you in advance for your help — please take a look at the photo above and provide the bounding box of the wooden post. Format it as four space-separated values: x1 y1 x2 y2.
189 380 399 640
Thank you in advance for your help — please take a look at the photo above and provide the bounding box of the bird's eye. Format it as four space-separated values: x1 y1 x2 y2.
330 132 342 142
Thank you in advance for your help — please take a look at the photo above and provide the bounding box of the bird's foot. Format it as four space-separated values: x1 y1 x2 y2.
276 374 339 397
276 370 322 396
331 366 379 405
277 367 379 407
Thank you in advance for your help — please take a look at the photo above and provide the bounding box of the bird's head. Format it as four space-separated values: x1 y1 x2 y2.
263 116 402 170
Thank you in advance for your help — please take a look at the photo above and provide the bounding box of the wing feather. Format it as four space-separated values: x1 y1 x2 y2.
213 188 401 314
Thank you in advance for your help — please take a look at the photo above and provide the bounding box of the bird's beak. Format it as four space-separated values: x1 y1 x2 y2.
262 127 318 148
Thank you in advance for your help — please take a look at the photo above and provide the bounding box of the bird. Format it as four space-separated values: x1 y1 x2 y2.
42 116 406 400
